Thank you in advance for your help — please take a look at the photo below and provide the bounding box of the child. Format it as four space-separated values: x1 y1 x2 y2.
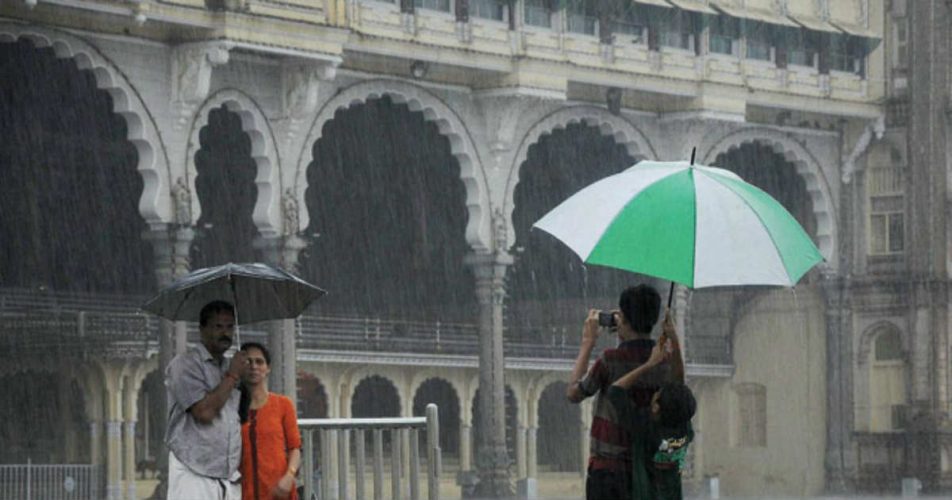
608 312 697 500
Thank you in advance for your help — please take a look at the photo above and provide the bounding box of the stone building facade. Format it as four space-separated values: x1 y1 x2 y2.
2 0 950 498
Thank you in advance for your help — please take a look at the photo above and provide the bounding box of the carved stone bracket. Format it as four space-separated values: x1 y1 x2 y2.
171 42 231 128
841 114 885 184
170 176 192 226
474 94 535 170
281 60 338 154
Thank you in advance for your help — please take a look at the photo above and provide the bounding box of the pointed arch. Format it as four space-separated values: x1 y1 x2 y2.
0 22 172 225
297 79 491 251
185 89 283 236
700 127 837 264
503 106 657 249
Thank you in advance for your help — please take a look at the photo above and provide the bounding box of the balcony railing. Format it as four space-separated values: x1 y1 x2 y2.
299 405 441 500
0 287 733 364
0 462 102 500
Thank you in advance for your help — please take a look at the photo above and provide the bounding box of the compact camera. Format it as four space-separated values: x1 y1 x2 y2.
598 311 617 328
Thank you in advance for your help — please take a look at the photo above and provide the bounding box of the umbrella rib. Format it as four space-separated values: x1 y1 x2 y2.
696 170 807 283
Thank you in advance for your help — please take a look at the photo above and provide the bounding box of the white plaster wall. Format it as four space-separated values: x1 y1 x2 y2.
697 287 827 496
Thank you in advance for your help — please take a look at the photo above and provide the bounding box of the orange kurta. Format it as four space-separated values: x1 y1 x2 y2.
241 393 302 500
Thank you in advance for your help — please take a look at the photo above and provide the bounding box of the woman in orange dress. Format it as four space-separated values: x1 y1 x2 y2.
239 342 302 500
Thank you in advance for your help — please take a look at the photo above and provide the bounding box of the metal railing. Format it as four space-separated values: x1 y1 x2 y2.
0 287 734 364
0 461 102 500
298 404 441 500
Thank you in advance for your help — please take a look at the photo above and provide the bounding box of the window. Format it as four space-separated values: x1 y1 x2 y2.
734 383 766 447
785 29 817 67
869 328 907 431
471 0 505 21
614 4 646 43
744 21 772 61
709 16 738 55
566 0 597 36
660 11 695 50
867 167 904 255
525 0 553 28
829 34 861 74
892 18 908 69
414 0 450 12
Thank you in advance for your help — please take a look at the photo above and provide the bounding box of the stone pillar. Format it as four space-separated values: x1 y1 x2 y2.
255 235 308 399
106 420 123 500
821 273 854 492
465 251 514 497
142 224 193 500
526 427 538 479
90 421 103 465
123 373 141 500
459 422 473 471
515 426 527 479
124 421 137 500
579 400 593 478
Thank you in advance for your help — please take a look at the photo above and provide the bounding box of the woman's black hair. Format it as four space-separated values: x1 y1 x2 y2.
237 342 271 423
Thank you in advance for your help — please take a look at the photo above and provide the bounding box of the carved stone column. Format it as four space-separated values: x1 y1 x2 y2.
142 224 193 500
821 272 853 492
255 234 308 399
123 421 137 500
465 250 514 497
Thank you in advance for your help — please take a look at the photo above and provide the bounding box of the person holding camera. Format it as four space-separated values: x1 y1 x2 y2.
566 284 666 500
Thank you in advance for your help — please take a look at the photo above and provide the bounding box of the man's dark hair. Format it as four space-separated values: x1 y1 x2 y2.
657 382 697 427
199 300 235 327
240 341 271 365
618 284 661 334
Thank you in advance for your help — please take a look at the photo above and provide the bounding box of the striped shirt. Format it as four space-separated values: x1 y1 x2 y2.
577 338 667 470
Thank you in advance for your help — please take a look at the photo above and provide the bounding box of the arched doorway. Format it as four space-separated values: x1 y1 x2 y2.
297 372 329 418
507 123 657 342
0 39 153 293
189 106 259 267
412 378 461 456
300 96 476 322
537 381 581 472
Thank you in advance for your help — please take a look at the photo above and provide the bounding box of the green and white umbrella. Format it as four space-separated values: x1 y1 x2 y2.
532 160 823 288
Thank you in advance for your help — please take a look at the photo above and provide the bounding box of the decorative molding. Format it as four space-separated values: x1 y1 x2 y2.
0 22 172 225
841 115 886 184
184 89 282 236
296 79 491 251
171 42 231 129
297 349 732 377
503 106 657 249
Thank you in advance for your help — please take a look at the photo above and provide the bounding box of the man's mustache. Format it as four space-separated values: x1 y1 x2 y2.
218 335 232 344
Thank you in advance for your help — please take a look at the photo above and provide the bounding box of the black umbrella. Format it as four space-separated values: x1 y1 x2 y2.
141 262 326 326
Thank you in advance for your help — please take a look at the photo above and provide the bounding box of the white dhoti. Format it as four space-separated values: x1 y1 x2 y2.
168 452 241 500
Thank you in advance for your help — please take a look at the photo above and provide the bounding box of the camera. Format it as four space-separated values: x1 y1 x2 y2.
598 311 617 328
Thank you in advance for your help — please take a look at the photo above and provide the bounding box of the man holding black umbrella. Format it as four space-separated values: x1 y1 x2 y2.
165 300 250 500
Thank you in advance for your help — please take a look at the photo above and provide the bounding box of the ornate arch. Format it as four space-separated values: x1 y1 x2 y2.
346 370 405 417
528 373 571 428
503 106 657 249
857 321 905 365
185 89 283 236
0 22 172 225
409 372 464 406
699 127 838 263
296 79 491 251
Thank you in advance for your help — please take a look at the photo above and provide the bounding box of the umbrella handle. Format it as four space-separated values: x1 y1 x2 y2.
230 277 241 348
667 281 675 310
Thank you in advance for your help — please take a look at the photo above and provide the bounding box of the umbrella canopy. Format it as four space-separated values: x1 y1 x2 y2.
532 160 823 288
141 262 326 324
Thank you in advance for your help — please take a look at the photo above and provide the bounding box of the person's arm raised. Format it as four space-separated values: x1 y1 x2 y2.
566 309 601 403
613 339 668 390
189 351 248 424
661 309 685 384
